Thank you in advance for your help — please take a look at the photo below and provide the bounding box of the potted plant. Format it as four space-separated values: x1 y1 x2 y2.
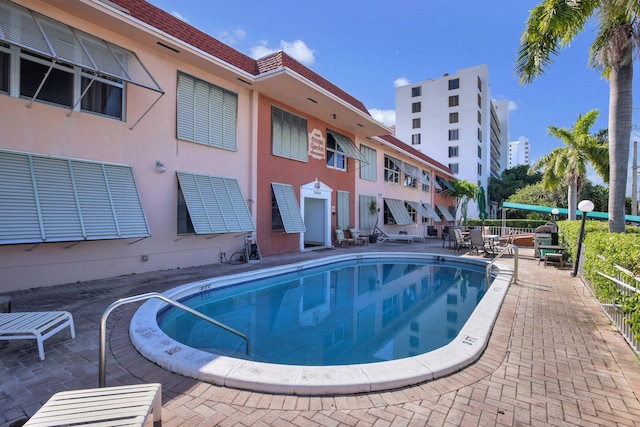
367 199 379 243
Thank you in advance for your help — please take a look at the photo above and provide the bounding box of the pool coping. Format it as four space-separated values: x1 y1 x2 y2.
130 252 514 396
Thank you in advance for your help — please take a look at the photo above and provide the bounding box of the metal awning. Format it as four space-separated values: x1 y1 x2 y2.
177 172 255 234
436 176 454 192
436 204 456 222
502 201 640 223
383 198 413 225
420 171 442 190
327 130 369 163
272 183 306 233
0 0 164 127
406 201 438 221
0 149 150 244
422 203 442 221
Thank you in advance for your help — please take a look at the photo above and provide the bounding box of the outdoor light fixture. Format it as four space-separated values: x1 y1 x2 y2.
155 160 166 173
571 200 594 277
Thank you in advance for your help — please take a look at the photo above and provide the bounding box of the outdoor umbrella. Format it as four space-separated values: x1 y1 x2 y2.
477 185 488 221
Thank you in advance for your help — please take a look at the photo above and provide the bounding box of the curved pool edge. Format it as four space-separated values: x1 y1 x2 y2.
130 252 514 395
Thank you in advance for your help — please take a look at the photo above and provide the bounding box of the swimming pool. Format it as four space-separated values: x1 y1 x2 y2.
130 252 514 395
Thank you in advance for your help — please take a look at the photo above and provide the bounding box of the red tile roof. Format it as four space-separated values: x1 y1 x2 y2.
109 0 369 114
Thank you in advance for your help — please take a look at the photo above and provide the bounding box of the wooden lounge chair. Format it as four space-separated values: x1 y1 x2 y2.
335 228 356 247
24 383 162 427
0 311 75 360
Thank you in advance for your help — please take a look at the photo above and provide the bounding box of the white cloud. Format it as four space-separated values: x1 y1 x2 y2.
248 39 315 66
370 109 396 127
249 43 276 59
218 28 247 47
508 100 519 112
170 11 188 23
281 40 315 66
394 77 410 88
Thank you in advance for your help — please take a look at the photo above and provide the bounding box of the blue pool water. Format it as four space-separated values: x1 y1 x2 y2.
158 258 488 366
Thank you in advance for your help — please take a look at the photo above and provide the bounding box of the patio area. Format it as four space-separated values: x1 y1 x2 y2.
1 239 640 426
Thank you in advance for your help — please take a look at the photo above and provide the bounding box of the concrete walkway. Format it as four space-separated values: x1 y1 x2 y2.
1 240 640 426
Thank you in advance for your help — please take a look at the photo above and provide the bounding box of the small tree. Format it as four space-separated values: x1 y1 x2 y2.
451 180 478 225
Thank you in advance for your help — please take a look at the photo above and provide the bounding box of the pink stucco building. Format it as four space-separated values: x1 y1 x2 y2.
0 0 455 291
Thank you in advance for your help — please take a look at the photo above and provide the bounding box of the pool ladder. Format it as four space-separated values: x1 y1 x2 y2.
99 292 250 387
485 244 519 285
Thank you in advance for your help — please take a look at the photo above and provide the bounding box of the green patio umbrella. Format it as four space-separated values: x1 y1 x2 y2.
477 185 488 221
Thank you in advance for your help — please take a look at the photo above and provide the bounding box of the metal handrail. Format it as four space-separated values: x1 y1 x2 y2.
486 244 519 285
99 292 250 387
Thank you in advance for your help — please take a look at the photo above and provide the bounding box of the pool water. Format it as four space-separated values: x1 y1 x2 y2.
158 259 487 366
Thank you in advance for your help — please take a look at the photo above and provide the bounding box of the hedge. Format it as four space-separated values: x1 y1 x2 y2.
557 220 640 338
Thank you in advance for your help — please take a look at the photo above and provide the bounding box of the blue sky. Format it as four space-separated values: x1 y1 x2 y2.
148 0 640 189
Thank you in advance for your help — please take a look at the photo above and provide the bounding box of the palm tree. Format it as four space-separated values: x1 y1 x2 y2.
529 110 609 220
516 0 640 232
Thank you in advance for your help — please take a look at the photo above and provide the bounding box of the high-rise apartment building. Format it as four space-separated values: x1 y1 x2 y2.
508 136 531 168
395 65 510 218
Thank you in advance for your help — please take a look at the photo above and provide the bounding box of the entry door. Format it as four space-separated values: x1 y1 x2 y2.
303 198 326 246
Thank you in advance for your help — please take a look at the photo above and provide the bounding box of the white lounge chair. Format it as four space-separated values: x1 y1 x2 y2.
24 383 162 427
375 226 415 243
0 311 75 360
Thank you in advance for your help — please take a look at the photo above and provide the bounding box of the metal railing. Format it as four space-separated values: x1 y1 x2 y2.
593 266 640 352
99 292 250 387
486 244 519 285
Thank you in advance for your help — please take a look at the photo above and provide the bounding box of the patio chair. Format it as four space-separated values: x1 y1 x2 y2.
24 383 162 427
468 229 488 255
0 311 75 361
349 228 369 246
427 226 438 238
335 228 356 247
452 228 471 253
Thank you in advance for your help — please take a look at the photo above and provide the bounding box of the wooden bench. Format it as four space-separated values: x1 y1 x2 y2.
544 253 564 267
0 311 75 360
24 383 162 426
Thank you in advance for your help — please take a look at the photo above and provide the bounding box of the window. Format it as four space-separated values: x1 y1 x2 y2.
404 174 417 189
177 188 194 234
411 86 421 97
326 132 346 170
449 112 458 123
359 144 377 181
20 52 74 107
448 78 459 90
478 163 482 175
421 170 431 192
272 106 308 162
271 191 284 231
405 202 417 222
477 94 482 107
478 111 482 124
337 191 350 229
177 72 238 150
478 145 482 158
383 202 395 225
477 76 482 91
478 128 483 142
448 95 459 107
449 163 459 174
412 118 421 129
384 156 400 184
411 134 421 145
0 44 8 93
448 146 459 157
448 129 459 141
412 102 421 113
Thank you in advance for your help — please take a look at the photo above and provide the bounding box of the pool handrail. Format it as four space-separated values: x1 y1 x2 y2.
99 291 250 387
486 244 518 285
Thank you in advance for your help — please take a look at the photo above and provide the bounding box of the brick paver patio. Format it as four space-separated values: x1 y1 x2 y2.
1 240 639 426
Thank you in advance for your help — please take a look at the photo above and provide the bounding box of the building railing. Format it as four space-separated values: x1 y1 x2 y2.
590 265 640 353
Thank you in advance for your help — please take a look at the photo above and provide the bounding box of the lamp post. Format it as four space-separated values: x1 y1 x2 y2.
571 200 594 277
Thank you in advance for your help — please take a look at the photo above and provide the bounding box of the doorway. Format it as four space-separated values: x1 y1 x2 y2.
300 180 332 249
